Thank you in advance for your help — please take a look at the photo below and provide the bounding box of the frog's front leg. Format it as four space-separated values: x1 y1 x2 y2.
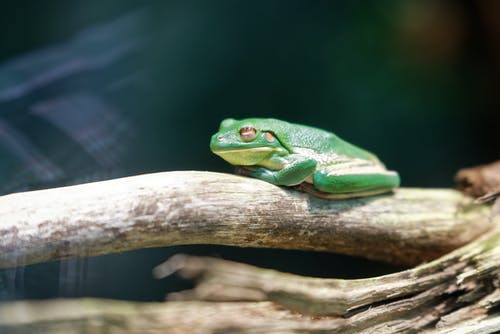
238 154 317 186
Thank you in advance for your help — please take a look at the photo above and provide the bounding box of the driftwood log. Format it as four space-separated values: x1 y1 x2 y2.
0 171 499 333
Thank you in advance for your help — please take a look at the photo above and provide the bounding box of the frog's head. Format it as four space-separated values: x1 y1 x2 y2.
210 118 288 166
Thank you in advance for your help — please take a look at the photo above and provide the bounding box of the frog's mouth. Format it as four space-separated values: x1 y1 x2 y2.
212 147 278 166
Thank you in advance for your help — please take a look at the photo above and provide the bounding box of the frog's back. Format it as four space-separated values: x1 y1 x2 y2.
255 118 379 162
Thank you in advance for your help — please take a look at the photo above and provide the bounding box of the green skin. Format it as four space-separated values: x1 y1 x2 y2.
210 118 400 198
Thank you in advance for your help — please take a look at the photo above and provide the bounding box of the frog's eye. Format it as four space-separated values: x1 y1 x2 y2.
264 132 275 142
239 127 257 142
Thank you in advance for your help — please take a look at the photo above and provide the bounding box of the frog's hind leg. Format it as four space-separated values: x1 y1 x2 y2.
308 163 400 199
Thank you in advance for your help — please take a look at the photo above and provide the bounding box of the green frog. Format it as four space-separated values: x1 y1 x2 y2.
210 118 400 198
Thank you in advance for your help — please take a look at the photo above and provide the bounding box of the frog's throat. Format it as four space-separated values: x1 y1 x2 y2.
212 147 276 154
212 147 286 166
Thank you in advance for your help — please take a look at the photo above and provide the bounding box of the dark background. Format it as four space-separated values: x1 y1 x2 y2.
0 1 498 302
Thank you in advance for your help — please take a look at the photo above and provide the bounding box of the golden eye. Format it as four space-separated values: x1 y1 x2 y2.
239 127 256 142
264 132 275 142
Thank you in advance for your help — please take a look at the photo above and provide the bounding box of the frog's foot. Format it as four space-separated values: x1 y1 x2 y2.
294 183 335 198
294 182 392 199
234 166 256 176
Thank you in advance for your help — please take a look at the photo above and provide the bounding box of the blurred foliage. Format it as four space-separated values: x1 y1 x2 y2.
0 0 498 301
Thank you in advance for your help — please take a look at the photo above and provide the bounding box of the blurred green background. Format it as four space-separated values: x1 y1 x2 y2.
0 1 498 302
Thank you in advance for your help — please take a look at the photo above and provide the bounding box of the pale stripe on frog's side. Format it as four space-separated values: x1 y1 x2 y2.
210 118 400 199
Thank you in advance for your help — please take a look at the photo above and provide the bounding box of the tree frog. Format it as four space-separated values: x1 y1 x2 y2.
210 118 400 198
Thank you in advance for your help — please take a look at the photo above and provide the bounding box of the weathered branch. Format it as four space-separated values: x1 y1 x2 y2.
1 223 499 333
0 171 491 268
155 224 500 314
157 222 499 332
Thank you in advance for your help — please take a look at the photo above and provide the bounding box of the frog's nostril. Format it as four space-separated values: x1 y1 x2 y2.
217 136 223 141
